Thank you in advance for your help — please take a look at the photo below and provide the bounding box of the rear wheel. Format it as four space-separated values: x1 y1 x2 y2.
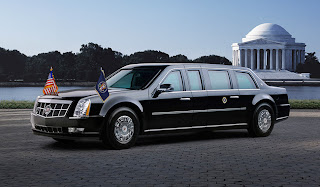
248 103 275 137
102 107 140 149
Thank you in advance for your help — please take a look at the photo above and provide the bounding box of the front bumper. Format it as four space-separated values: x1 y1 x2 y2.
30 112 104 139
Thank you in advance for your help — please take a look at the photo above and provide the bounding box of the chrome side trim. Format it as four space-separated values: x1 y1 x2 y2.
69 115 102 120
280 104 290 107
152 107 246 116
207 107 246 113
152 110 194 116
144 123 247 132
69 117 89 120
276 116 289 121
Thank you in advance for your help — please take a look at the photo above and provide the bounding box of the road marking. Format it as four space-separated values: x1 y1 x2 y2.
290 112 320 118
0 114 31 118
0 124 31 127
0 118 30 122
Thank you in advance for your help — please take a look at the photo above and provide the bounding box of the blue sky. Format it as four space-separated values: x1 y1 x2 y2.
0 0 319 61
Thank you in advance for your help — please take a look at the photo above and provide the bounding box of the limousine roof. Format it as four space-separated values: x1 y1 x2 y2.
123 63 249 70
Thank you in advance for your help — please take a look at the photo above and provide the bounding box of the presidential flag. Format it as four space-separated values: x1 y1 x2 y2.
96 67 109 102
43 67 59 95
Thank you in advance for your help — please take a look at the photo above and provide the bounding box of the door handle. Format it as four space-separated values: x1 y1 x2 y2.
180 97 191 101
230 96 239 99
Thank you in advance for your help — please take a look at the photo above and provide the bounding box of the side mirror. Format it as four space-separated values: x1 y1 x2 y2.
152 84 173 98
159 84 174 92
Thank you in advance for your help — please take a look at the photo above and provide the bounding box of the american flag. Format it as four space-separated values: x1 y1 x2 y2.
43 67 59 95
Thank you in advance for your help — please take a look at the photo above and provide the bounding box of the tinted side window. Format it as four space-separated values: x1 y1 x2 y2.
187 70 202 90
162 71 183 91
208 70 231 90
235 72 257 89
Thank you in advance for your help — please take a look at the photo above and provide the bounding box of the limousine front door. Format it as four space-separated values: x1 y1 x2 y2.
148 91 193 130
146 70 194 131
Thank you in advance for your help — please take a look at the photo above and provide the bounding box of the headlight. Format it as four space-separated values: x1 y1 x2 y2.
73 99 91 117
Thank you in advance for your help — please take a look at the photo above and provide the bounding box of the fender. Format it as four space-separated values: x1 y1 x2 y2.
252 93 277 115
99 96 143 117
252 93 275 106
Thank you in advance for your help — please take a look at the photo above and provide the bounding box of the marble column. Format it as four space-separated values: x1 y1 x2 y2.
244 49 248 68
264 49 267 70
251 49 254 69
302 50 305 63
270 49 273 70
238 50 240 66
234 50 236 66
293 50 296 71
232 50 234 66
282 49 286 70
257 49 260 70
276 49 279 70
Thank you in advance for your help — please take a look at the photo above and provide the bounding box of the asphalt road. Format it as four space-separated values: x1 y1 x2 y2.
0 109 319 187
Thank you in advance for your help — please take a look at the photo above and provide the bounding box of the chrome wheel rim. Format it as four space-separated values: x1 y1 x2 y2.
114 115 134 144
258 109 272 133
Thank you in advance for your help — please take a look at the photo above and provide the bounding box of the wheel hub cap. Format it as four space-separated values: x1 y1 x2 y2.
114 115 134 144
258 109 272 133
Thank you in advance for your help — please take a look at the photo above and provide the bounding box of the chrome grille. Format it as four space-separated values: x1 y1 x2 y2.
35 124 64 134
35 99 72 118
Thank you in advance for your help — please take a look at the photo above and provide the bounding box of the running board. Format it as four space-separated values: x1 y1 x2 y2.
144 123 247 132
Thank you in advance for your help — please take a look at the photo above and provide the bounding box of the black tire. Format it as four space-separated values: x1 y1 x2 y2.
102 107 140 149
248 103 275 137
52 138 75 144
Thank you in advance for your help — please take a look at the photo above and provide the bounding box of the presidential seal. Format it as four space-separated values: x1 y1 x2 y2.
98 81 108 93
222 97 227 104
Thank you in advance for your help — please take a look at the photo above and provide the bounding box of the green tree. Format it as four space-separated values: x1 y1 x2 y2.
193 55 231 65
76 43 124 80
0 48 27 81
169 54 190 62
124 50 170 65
296 52 320 78
24 51 62 82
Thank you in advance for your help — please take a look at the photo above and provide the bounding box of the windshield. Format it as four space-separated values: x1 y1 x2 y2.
107 68 162 90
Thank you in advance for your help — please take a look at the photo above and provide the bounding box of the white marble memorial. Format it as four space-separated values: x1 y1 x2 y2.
232 23 305 72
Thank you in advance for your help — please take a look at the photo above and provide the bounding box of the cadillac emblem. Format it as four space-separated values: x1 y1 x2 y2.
98 81 108 93
44 105 52 115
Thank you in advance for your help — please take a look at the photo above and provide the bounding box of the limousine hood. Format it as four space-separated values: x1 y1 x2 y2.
39 88 134 100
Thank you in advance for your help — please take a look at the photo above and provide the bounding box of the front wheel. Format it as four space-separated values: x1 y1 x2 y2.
248 103 275 137
102 107 140 149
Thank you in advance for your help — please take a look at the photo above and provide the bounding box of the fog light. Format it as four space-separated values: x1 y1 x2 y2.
68 127 85 133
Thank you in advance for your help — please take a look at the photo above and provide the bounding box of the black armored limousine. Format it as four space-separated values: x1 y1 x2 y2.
31 63 290 149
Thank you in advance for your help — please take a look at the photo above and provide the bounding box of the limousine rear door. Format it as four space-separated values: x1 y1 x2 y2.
203 69 244 125
232 70 261 123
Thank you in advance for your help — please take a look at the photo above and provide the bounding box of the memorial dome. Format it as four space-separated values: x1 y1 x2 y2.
242 23 295 43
